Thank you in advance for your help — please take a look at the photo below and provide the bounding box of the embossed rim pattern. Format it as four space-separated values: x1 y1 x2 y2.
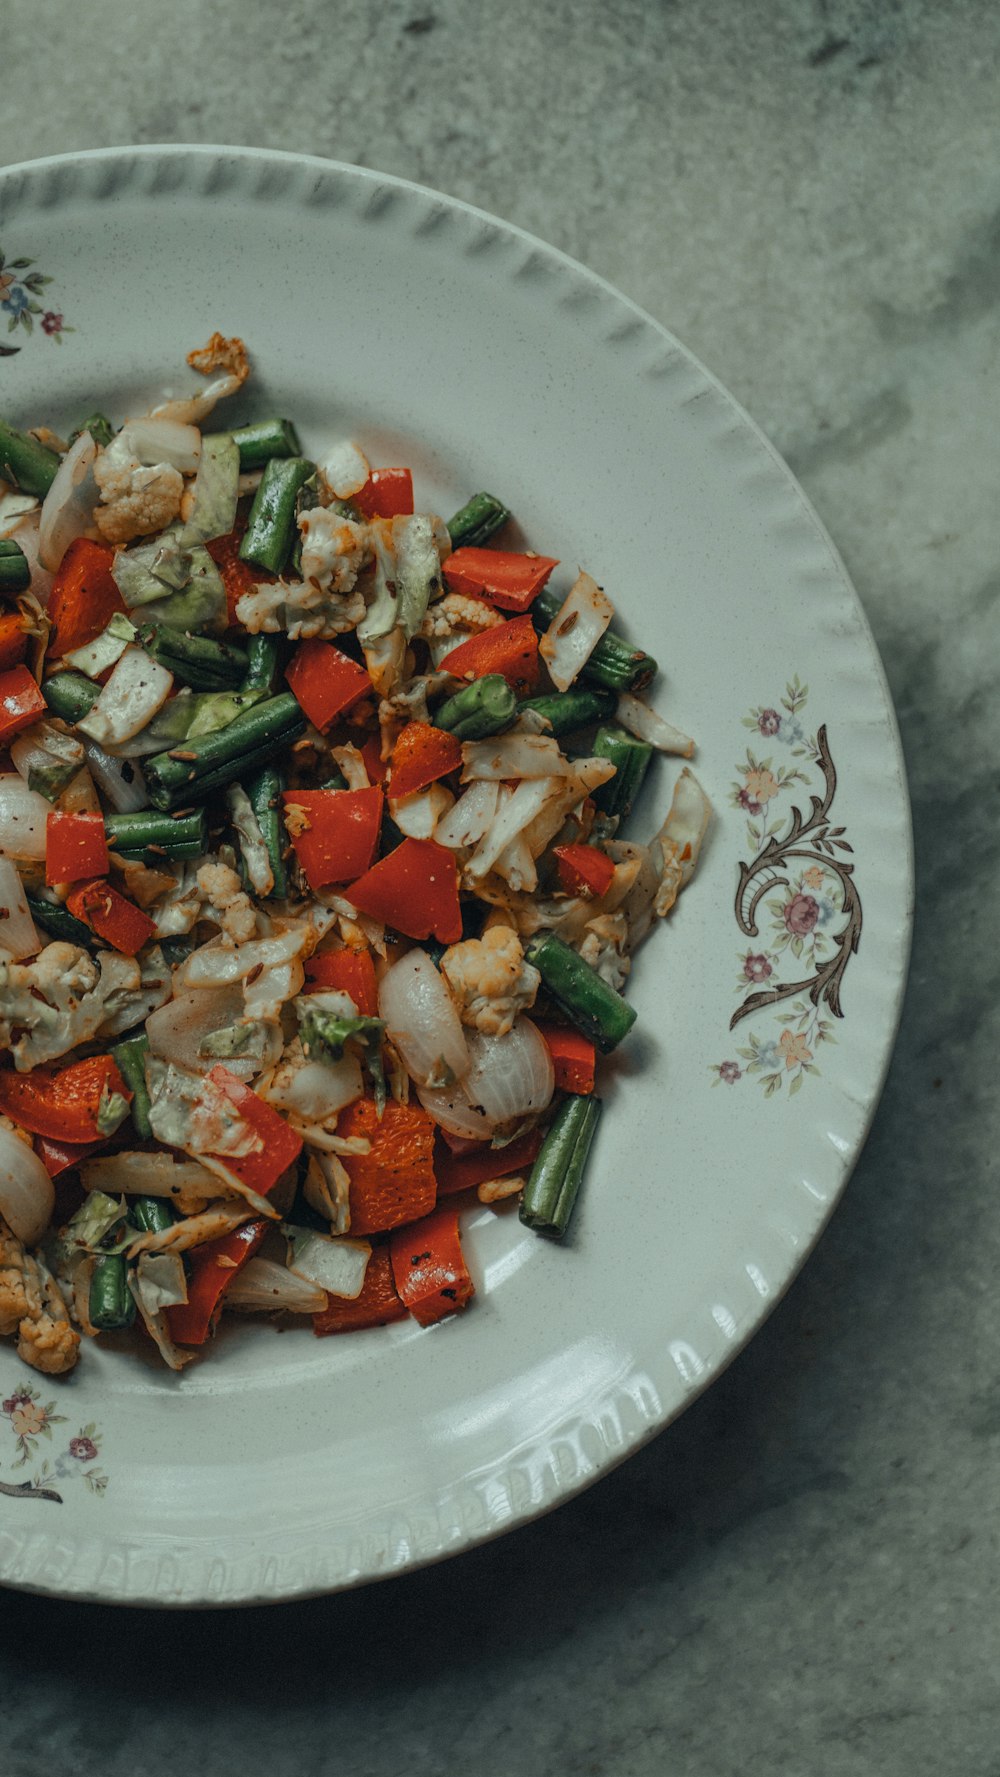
0 147 912 1606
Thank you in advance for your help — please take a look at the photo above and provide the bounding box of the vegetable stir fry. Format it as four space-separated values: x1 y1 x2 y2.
0 338 710 1376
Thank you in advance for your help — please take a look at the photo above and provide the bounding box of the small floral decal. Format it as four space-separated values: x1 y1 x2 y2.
714 679 861 1099
0 244 74 356
1 1386 107 1503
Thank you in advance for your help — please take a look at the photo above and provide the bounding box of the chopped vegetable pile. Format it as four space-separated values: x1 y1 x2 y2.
0 337 710 1377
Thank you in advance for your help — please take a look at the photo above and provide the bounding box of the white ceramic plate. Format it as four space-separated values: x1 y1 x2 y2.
0 147 911 1606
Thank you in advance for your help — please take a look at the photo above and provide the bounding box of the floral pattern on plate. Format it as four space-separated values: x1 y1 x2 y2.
0 243 73 355
1 1386 107 1503
713 679 862 1098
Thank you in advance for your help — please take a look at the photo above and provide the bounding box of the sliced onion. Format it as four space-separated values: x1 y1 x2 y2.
263 1053 363 1122
146 985 247 1075
286 1227 371 1299
389 783 454 840
463 1016 554 1126
59 764 102 815
460 734 572 781
0 773 52 859
434 779 500 851
318 440 370 500
81 741 148 813
7 511 53 606
117 416 201 473
80 1152 221 1213
38 430 99 571
11 720 85 800
466 777 561 881
616 692 695 757
0 1123 54 1245
539 570 615 692
0 859 41 959
379 948 470 1089
416 1080 494 1141
78 646 173 747
224 1256 326 1314
0 487 38 535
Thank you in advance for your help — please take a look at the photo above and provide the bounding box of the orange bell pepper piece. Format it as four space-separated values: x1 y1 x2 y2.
283 786 383 890
352 467 414 520
66 877 157 955
336 1097 438 1236
0 611 29 673
439 614 540 694
0 1054 131 1144
443 546 558 614
389 1204 475 1325
387 720 462 801
0 664 45 742
312 1244 407 1335
346 837 462 944
303 947 379 1014
552 842 616 899
46 537 125 657
433 1126 543 1196
285 638 372 732
531 1021 597 1094
45 811 110 886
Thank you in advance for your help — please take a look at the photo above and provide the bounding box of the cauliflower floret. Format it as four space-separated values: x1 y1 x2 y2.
440 926 540 1036
578 912 631 992
235 576 367 639
93 434 185 544
0 1220 79 1375
421 591 504 641
196 862 258 943
0 942 141 1070
299 507 370 595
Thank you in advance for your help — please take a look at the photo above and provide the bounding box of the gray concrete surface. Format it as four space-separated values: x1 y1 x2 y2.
2 1 999 1771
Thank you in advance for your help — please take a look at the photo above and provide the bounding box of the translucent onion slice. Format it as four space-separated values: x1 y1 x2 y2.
538 570 615 692
224 1257 326 1314
463 1016 554 1125
81 740 148 813
77 646 173 747
38 430 99 571
0 1124 55 1245
0 773 52 860
0 858 41 959
616 692 695 758
146 985 248 1076
285 1227 372 1300
379 949 470 1089
416 1079 494 1141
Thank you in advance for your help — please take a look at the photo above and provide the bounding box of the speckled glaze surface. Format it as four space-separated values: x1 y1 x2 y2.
0 146 911 1606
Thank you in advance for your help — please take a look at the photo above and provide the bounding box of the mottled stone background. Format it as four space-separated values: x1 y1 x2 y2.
2 1 998 1771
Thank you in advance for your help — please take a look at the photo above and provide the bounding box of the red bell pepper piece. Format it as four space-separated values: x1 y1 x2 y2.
0 664 45 742
66 878 157 955
387 720 462 801
165 1218 269 1345
352 467 414 520
389 1205 475 1326
35 1134 108 1179
46 537 125 658
0 1055 131 1144
206 525 273 626
439 614 539 694
532 1021 597 1095
360 733 388 783
336 1097 438 1236
45 810 110 886
313 1244 407 1335
433 1126 543 1196
347 837 462 943
0 611 29 673
443 547 558 614
283 786 383 890
284 638 372 732
304 947 379 1014
553 842 616 899
205 1066 303 1196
